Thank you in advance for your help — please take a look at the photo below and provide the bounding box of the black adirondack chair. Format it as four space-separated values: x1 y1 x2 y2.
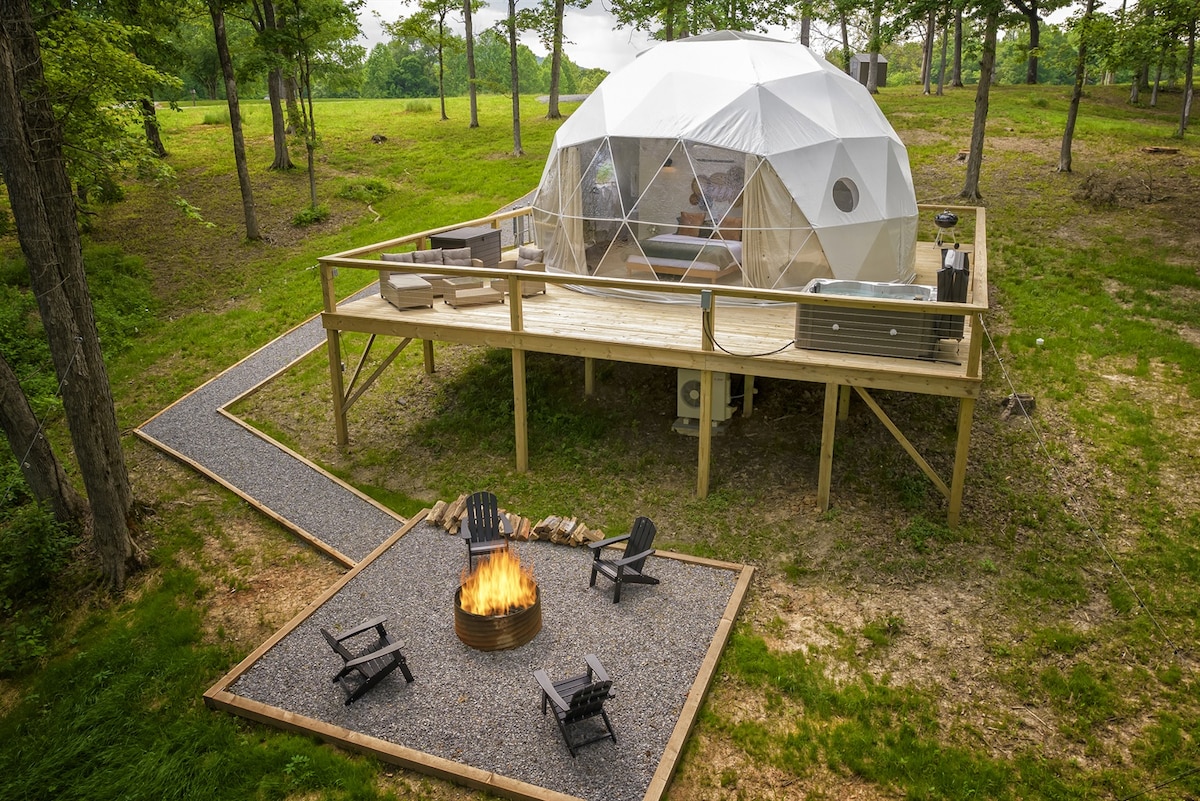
459 491 513 569
533 653 616 757
589 516 659 603
321 616 413 705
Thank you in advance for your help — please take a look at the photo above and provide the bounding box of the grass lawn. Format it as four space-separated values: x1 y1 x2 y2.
2 85 1199 800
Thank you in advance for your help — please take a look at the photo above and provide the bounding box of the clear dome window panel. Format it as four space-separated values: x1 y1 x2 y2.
680 142 747 223
588 222 649 279
624 138 681 225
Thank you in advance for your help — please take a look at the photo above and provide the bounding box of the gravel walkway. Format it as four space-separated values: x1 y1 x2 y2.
227 521 740 801
137 285 404 564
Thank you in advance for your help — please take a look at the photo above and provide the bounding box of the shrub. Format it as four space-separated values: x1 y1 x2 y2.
405 99 433 113
0 502 78 674
336 179 392 205
202 108 230 125
292 205 330 227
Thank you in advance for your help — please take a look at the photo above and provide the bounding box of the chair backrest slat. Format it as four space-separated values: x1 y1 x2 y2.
466 491 503 543
625 517 656 572
563 680 612 723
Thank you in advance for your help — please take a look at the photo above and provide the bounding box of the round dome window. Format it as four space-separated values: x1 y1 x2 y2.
832 178 859 213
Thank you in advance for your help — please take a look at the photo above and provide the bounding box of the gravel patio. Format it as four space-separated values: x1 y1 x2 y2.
206 516 752 801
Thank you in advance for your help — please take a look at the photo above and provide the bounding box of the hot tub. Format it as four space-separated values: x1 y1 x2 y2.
794 279 938 359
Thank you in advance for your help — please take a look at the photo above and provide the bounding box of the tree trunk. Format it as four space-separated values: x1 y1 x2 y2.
0 354 86 526
508 0 523 156
0 0 136 590
259 0 293 170
465 0 478 128
1058 0 1095 172
800 7 810 46
1178 16 1196 137
922 8 935 93
840 14 850 73
1151 51 1163 107
438 35 448 120
140 97 167 157
952 6 964 87
937 16 949 96
1011 0 1042 84
866 12 882 94
960 11 998 202
546 0 565 120
267 67 293 169
285 74 305 135
208 0 260 240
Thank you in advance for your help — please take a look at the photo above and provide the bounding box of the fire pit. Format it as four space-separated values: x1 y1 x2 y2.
454 549 542 651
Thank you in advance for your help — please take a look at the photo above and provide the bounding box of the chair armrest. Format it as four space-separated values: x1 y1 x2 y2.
588 533 631 551
584 653 608 683
334 615 389 641
614 548 655 568
344 638 407 670
534 669 569 711
500 515 513 536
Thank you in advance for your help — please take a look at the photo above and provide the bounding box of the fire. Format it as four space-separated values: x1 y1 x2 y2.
459 549 537 616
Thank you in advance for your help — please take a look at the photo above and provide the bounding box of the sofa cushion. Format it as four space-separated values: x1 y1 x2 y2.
441 246 474 266
381 251 415 263
718 216 743 241
517 245 545 269
412 248 444 264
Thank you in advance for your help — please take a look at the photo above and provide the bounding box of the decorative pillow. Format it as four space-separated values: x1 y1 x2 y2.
517 245 544 269
381 251 415 263
412 248 444 264
441 247 473 266
718 216 743 241
677 211 705 237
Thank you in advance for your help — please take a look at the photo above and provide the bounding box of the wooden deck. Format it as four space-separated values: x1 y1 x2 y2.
319 205 987 524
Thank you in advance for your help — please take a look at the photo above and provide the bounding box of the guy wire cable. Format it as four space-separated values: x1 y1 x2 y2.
979 317 1180 656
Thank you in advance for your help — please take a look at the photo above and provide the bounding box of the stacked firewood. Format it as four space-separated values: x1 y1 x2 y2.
426 494 607 547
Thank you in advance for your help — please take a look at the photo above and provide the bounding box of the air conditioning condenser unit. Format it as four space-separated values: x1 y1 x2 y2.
676 369 735 422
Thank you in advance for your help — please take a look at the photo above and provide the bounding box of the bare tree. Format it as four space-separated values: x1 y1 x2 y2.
1059 0 1096 172
0 0 138 590
208 0 261 240
465 0 479 127
507 0 523 155
960 7 1000 202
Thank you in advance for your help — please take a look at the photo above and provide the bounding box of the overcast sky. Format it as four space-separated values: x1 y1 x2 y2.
358 1 690 73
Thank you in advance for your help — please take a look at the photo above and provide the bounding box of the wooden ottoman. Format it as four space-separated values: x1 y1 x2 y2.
380 273 434 309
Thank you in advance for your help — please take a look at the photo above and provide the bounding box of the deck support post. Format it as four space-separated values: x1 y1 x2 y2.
584 357 595 397
838 384 851 421
512 348 529 473
321 264 349 448
817 381 839 511
697 369 713 498
743 375 755 418
948 397 975 527
423 340 434 374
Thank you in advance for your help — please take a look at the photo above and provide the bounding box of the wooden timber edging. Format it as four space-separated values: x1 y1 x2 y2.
203 508 755 801
133 427 362 568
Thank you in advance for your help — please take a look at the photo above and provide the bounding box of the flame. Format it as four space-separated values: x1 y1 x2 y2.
459 549 537 616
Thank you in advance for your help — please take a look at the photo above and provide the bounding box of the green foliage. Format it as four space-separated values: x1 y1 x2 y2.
202 107 230 125
36 11 179 203
0 503 78 674
335 178 393 204
292 205 331 227
0 561 395 800
174 197 217 228
405 98 434 113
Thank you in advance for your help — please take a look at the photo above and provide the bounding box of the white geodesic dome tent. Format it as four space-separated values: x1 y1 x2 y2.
530 31 919 296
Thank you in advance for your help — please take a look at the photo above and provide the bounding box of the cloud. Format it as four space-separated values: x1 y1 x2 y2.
356 0 654 72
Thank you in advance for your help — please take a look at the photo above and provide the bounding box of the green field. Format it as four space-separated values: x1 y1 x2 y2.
2 87 1198 800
